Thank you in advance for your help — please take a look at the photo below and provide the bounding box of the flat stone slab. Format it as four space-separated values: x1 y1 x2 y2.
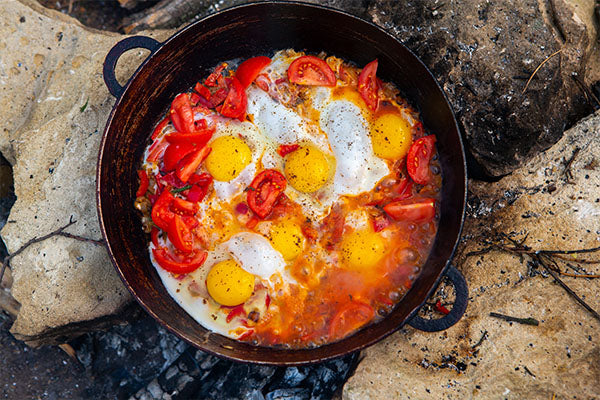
343 111 600 399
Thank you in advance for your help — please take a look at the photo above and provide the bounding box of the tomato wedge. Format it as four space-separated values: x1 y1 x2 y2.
358 59 379 111
329 302 375 340
151 190 176 231
219 77 247 120
175 146 212 183
170 93 196 133
167 214 194 252
136 169 149 197
406 135 436 185
383 198 436 222
236 56 271 89
246 169 287 218
152 247 207 274
287 56 336 87
163 143 196 172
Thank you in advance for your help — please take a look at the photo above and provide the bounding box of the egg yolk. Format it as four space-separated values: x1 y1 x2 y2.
269 220 305 260
341 229 386 270
284 146 330 193
205 135 252 182
370 113 412 160
206 260 255 306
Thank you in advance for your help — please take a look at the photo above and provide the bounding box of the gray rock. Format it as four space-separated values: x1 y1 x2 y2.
343 110 600 399
368 0 598 176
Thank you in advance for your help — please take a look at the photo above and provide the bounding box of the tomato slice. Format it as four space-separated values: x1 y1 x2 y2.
406 135 436 185
167 214 194 252
383 198 436 222
246 169 287 219
329 302 375 340
236 56 271 89
287 56 336 86
151 190 176 231
152 247 207 274
358 59 379 111
219 77 247 120
170 93 196 133
136 169 149 197
163 143 196 171
175 146 212 183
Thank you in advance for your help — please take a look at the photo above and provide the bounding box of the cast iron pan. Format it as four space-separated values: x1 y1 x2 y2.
98 1 468 365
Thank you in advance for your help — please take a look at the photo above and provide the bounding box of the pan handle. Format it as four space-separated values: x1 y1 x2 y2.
103 36 161 99
407 265 468 332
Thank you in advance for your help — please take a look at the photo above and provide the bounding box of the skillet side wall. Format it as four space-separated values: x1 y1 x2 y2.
98 2 465 365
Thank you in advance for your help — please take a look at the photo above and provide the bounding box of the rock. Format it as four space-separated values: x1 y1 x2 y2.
368 0 598 176
343 110 600 399
0 0 174 344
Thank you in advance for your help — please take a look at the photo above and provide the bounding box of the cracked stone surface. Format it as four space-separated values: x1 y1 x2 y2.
343 111 600 399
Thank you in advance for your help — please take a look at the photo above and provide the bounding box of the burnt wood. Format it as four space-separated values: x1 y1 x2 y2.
98 1 467 365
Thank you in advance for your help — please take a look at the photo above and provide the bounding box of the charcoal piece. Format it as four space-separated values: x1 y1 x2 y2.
265 387 311 400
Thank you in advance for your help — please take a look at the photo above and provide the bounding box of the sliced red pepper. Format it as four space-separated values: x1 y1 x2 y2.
152 247 207 274
236 56 271 89
151 116 170 140
159 171 187 189
151 190 176 231
406 135 437 185
165 127 214 147
194 82 212 100
209 88 228 108
147 138 169 163
170 93 195 133
435 300 450 315
163 143 197 172
277 144 300 157
175 146 212 183
150 227 160 248
383 198 436 222
226 305 246 323
186 172 213 202
204 63 227 87
190 92 201 105
136 169 149 197
358 59 379 111
220 77 247 120
167 214 194 252
246 169 287 219
172 197 199 215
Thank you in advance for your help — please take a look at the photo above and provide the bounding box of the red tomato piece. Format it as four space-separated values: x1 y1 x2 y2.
167 214 194 252
329 302 375 340
277 144 300 157
175 146 212 183
136 169 149 197
172 197 199 215
152 247 207 274
236 56 271 88
150 227 160 248
255 73 271 92
165 128 214 147
220 77 247 120
209 87 228 108
194 82 212 100
186 173 213 202
170 93 196 133
391 178 413 201
287 56 336 86
163 143 196 171
151 116 170 140
246 169 287 219
406 135 436 185
435 300 450 315
204 63 227 87
383 198 436 222
358 59 379 111
151 190 176 231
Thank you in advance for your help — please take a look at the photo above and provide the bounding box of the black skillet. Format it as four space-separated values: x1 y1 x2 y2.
98 1 468 365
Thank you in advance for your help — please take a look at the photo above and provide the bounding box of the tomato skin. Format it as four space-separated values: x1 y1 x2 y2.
383 198 436 222
246 169 287 219
136 170 149 197
167 214 194 252
220 77 247 120
406 135 436 185
151 190 176 231
287 56 336 86
329 302 375 340
277 144 300 157
175 146 212 183
236 56 271 88
152 247 207 274
358 59 379 111
163 143 196 171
